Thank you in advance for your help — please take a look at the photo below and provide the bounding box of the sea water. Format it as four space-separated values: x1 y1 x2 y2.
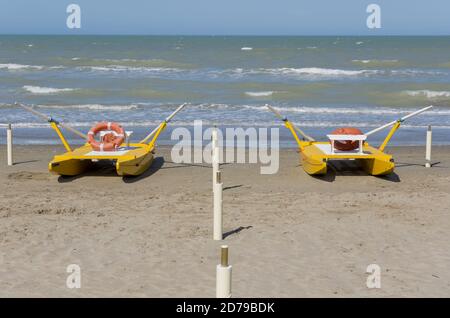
0 35 449 146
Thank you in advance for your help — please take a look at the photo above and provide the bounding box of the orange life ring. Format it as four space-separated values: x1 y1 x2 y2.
87 122 125 151
330 127 363 151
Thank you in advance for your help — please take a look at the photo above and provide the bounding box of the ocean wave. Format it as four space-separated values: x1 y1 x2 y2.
259 67 371 77
23 85 76 94
241 47 253 51
351 59 403 67
352 59 399 64
220 67 444 79
403 90 450 99
37 104 140 111
58 57 194 69
245 91 275 97
83 65 183 74
3 121 450 130
0 63 43 70
242 105 449 115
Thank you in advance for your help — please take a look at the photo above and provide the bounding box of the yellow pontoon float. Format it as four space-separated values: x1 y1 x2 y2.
16 102 187 176
268 105 433 176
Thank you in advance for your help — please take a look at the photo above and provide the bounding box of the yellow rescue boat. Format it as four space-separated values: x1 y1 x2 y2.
17 102 187 176
268 105 433 176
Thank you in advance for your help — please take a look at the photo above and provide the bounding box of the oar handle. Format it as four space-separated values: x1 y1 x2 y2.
266 104 315 141
139 103 188 144
266 104 286 121
15 102 88 139
400 105 433 121
165 103 187 123
365 105 433 136
59 123 88 139
16 102 51 121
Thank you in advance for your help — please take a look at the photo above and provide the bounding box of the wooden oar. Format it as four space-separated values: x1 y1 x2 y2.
365 105 433 136
15 102 88 139
140 103 187 143
266 104 315 141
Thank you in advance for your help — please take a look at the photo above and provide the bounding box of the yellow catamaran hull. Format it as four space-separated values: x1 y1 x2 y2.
16 102 188 177
276 111 400 177
49 143 155 176
298 141 394 176
268 105 432 176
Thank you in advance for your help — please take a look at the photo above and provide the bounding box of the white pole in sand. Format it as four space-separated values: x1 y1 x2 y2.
425 125 432 168
216 245 232 298
7 124 13 166
212 128 219 185
213 170 223 241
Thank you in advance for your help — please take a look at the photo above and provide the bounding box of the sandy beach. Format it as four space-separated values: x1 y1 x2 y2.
0 144 449 297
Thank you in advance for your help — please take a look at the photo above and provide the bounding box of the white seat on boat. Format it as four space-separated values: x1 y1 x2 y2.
326 134 367 154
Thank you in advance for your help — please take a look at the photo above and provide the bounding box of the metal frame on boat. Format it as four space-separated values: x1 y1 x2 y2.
16 102 187 176
267 105 433 176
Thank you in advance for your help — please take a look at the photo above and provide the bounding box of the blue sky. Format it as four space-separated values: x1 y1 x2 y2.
0 0 449 35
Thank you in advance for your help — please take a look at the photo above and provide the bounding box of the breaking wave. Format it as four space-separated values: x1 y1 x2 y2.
0 63 44 70
23 86 76 94
403 90 450 99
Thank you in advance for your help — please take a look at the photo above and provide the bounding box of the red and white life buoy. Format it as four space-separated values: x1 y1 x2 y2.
87 122 125 151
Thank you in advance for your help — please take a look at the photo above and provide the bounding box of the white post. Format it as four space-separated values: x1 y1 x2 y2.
425 125 432 168
212 127 218 150
7 124 13 166
212 128 219 185
213 170 223 241
216 245 232 298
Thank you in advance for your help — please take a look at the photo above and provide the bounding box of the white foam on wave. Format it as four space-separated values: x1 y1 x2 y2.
352 59 399 64
404 90 450 99
224 67 443 78
85 65 182 73
0 63 43 70
39 104 139 111
242 105 450 115
241 47 253 51
245 91 275 97
23 86 76 94
260 67 372 77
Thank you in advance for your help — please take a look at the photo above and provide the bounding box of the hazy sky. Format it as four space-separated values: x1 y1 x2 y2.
0 0 449 35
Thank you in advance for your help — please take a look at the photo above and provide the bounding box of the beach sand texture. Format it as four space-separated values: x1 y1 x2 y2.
0 145 449 297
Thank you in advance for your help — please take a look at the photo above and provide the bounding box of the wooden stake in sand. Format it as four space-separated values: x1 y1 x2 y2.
213 170 223 241
7 124 13 166
425 125 432 168
216 245 232 298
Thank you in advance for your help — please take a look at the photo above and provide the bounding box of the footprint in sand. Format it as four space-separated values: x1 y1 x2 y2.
7 171 51 181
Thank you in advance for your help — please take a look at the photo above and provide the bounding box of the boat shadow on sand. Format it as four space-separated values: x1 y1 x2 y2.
58 156 165 183
310 160 401 183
